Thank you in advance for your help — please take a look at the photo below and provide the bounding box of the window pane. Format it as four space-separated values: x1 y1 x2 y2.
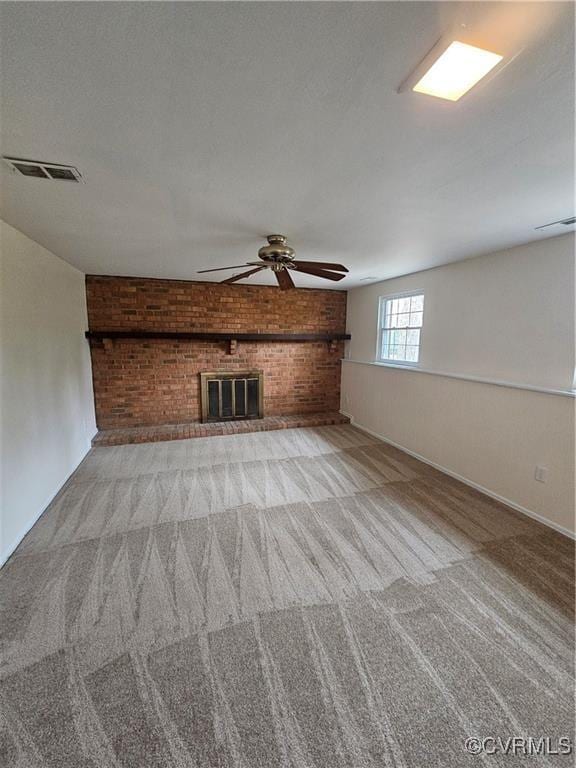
398 297 411 313
406 328 420 346
381 331 390 357
405 346 419 362
396 312 409 328
409 311 423 327
410 294 424 311
395 329 407 345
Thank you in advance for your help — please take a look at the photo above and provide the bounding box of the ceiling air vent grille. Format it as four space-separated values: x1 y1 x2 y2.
2 156 83 182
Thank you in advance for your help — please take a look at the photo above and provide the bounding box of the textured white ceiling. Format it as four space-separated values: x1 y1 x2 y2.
0 2 573 289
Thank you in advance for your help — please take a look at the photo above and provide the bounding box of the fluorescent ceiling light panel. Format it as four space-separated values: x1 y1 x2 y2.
413 41 503 101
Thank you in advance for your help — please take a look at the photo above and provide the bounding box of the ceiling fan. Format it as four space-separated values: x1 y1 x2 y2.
197 235 348 290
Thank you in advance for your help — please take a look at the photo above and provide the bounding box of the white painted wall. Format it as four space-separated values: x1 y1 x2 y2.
0 221 96 564
342 234 575 536
347 234 575 390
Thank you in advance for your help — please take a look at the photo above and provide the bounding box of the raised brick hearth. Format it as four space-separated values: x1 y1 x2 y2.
86 276 347 430
92 411 350 446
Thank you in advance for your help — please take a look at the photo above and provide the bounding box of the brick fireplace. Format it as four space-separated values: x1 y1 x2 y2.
86 276 348 430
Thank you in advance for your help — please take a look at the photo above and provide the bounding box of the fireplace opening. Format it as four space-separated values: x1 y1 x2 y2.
200 371 264 423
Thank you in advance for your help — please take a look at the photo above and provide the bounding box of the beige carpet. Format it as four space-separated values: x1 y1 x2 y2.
0 424 574 766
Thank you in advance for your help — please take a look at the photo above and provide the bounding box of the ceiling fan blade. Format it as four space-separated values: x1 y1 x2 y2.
292 264 346 281
221 266 267 284
275 268 295 290
292 260 348 273
197 264 251 273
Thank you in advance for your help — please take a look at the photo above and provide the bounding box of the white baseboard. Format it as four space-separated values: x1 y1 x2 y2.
0 439 95 568
341 411 575 541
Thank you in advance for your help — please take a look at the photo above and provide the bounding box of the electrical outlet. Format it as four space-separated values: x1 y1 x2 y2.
534 466 548 483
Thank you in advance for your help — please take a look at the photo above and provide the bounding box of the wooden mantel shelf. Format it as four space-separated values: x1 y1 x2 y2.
85 330 350 341
85 330 350 353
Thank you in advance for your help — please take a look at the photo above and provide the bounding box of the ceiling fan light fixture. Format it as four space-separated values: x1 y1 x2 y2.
258 235 296 262
412 41 503 101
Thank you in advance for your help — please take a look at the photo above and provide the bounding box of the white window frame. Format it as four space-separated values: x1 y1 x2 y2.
376 290 424 366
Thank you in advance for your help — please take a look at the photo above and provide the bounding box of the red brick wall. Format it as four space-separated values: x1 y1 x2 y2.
86 276 347 429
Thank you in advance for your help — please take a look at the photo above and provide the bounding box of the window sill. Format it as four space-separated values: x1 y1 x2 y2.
376 359 421 368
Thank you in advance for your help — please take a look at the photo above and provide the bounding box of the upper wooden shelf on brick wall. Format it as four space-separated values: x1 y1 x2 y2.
85 330 351 353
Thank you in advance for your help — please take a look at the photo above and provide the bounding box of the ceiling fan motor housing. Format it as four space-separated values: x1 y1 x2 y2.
258 234 296 265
